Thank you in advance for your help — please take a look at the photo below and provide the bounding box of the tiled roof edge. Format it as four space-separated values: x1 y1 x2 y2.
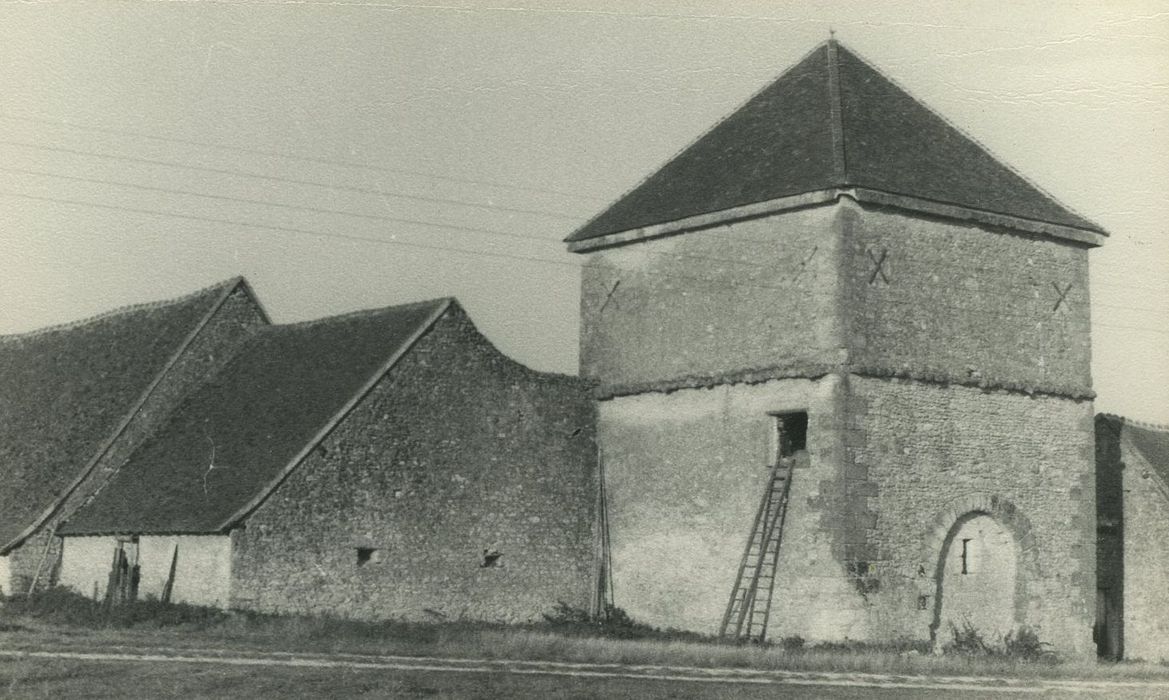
567 189 842 252
564 42 831 245
849 189 1107 246
1098 413 1169 433
0 278 248 555
57 528 231 537
441 300 594 386
0 277 242 342
215 298 453 531
827 39 848 181
261 297 455 331
566 186 1106 253
839 41 1106 236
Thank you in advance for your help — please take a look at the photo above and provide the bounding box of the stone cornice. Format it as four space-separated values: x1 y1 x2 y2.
594 362 1095 401
566 188 1106 254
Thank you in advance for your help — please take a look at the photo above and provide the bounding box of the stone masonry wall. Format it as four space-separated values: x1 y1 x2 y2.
846 376 1096 656
598 375 873 638
1118 436 1169 661
5 286 265 594
841 201 1092 395
580 205 844 393
230 306 597 622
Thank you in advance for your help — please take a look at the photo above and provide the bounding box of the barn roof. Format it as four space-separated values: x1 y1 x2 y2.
0 280 241 551
566 40 1105 248
1120 416 1169 485
59 298 451 536
1098 414 1169 488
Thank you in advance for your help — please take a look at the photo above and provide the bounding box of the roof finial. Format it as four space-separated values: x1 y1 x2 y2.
829 26 836 41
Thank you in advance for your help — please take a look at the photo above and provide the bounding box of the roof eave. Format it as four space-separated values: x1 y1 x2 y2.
213 298 454 531
566 187 1107 253
0 278 250 556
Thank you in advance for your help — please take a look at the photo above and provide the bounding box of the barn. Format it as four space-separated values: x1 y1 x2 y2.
2 283 598 622
0 278 267 596
1095 414 1169 661
5 37 1159 661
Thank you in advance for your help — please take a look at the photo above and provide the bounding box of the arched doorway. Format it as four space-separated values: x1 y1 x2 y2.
934 512 1019 646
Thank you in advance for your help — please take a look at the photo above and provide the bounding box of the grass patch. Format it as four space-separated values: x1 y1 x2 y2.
3 589 1168 681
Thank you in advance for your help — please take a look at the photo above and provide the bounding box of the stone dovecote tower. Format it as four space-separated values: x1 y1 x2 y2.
566 40 1106 656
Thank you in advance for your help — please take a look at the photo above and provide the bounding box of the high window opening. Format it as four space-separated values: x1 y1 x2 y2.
356 548 378 567
772 412 809 464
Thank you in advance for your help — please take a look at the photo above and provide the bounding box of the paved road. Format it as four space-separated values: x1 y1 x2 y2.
3 647 1168 698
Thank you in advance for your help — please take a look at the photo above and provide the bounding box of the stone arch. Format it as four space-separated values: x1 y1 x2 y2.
922 494 1041 644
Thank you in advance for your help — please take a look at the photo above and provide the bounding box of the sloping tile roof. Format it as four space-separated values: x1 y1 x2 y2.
59 298 450 535
1098 414 1169 492
0 281 236 550
1123 419 1169 487
567 40 1103 244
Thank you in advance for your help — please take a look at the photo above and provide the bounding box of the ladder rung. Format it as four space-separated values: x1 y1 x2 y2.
720 464 795 642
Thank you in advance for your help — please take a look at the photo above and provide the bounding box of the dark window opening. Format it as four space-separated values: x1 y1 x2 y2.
775 412 809 460
356 547 378 567
961 538 973 574
481 549 503 568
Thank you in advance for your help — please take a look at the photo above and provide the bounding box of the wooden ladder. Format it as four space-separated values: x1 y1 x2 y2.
719 461 794 642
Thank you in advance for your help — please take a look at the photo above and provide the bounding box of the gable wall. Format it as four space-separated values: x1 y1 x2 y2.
5 287 265 594
230 308 597 622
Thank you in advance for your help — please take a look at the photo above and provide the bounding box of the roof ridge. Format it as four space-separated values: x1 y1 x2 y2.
0 277 243 343
826 39 847 182
1099 412 1169 433
564 42 831 244
259 296 453 332
835 42 1104 235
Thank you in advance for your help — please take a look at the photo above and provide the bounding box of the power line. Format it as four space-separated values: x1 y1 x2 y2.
0 140 587 221
0 165 567 247
0 162 822 273
0 190 583 270
7 137 1163 298
2 172 1159 334
0 112 608 204
3 188 1164 335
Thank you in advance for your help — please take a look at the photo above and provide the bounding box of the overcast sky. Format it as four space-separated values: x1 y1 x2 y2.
1 1 1166 422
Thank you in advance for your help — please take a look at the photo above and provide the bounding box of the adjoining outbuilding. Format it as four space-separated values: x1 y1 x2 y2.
0 278 268 597
1095 414 1169 661
52 295 597 621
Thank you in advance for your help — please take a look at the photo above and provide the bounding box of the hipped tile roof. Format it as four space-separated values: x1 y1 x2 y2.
0 281 235 550
566 40 1104 244
59 298 449 535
